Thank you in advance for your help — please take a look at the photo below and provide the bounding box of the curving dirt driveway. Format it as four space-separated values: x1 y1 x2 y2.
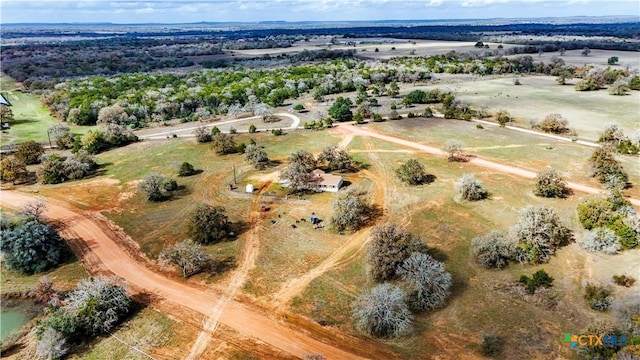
336 125 640 208
0 191 383 360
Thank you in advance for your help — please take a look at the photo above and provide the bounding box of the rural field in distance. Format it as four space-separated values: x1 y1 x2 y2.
1 5 639 360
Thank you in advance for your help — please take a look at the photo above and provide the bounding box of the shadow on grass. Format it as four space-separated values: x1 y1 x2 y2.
208 256 237 275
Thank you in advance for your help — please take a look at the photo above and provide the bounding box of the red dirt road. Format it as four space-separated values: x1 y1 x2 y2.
337 125 640 208
0 191 375 360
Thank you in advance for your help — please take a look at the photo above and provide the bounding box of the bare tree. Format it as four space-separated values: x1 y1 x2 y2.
288 150 317 172
158 240 212 278
397 252 452 311
138 172 168 201
211 133 237 154
351 283 412 338
244 144 269 168
443 139 464 161
366 223 416 281
36 327 68 360
318 145 354 172
330 186 372 232
20 200 47 222
577 227 621 254
194 126 212 143
281 162 316 193
470 230 516 269
510 205 572 263
455 173 488 201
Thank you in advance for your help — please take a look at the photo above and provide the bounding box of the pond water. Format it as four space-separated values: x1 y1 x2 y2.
1 303 32 340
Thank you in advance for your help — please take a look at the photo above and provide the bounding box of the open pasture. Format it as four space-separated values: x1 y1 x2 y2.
411 75 640 141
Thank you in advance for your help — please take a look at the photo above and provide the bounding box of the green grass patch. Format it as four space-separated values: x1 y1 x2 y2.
1 260 87 296
78 307 178 360
0 75 94 144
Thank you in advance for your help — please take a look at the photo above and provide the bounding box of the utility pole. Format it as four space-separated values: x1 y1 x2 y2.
46 129 52 148
233 164 237 184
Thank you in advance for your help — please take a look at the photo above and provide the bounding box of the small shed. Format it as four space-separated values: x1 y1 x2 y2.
246 184 254 193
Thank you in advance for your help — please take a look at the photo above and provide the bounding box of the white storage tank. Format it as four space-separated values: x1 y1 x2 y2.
246 184 254 193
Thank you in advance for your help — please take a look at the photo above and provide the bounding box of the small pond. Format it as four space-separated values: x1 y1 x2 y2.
1 301 39 340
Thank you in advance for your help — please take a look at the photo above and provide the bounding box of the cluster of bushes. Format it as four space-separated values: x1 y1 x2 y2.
35 277 133 359
37 152 97 184
576 194 638 251
587 146 629 187
518 269 554 294
351 223 452 338
598 124 640 155
471 205 573 268
138 173 179 201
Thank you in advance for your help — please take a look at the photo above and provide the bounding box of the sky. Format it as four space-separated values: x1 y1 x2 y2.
1 0 639 24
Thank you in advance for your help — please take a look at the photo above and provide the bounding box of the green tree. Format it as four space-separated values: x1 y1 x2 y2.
494 110 512 127
80 130 108 154
211 133 237 154
0 220 70 274
187 204 230 245
178 162 196 177
533 167 568 198
248 124 257 133
395 159 430 185
318 145 353 172
0 106 14 125
0 157 27 185
14 140 45 165
293 104 305 112
288 149 317 172
537 113 569 133
328 97 353 122
607 56 619 65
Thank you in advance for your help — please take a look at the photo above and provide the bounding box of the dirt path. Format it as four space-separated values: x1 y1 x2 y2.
269 134 390 310
0 191 389 360
336 125 640 209
185 184 268 359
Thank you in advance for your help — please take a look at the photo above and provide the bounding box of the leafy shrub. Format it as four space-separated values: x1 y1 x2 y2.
584 283 613 311
577 197 615 230
470 230 516 269
494 110 512 127
577 227 621 254
480 333 504 357
455 173 488 201
612 275 635 287
397 252 452 311
178 162 196 177
537 113 569 133
194 126 212 143
395 159 431 185
14 140 45 165
518 269 554 294
351 283 412 338
587 146 629 185
533 168 568 198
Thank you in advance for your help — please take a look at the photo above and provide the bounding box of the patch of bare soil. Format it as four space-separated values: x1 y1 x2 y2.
1 190 390 359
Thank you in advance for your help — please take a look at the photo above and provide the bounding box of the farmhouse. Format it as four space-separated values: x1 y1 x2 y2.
311 169 343 193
